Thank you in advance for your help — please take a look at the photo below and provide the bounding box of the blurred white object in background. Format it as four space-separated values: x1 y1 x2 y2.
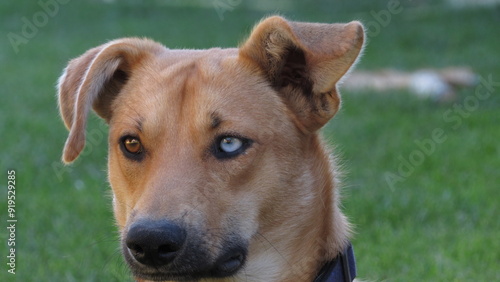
342 67 478 102
409 71 452 99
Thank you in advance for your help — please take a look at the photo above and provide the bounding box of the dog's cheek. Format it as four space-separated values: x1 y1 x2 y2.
107 150 142 227
108 173 130 229
111 192 127 230
232 193 260 237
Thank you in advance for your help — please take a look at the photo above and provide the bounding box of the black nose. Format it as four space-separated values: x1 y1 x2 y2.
125 220 186 267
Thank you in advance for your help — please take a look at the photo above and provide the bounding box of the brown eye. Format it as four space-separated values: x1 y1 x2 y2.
123 137 142 154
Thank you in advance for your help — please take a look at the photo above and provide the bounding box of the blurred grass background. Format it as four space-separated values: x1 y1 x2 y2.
1 0 499 281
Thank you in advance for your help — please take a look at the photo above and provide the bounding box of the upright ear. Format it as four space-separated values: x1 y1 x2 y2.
57 38 165 164
239 16 364 132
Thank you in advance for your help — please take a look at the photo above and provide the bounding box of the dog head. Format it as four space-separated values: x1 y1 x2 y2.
58 16 364 281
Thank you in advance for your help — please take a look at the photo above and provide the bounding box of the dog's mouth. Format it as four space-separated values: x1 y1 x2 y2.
127 246 247 281
122 219 247 281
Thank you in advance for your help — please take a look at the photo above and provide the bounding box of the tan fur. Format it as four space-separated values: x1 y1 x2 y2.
58 16 364 282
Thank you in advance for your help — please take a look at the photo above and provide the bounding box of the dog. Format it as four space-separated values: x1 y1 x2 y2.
57 16 364 282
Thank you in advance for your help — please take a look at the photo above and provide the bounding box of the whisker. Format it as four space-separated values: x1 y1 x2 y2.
255 232 292 268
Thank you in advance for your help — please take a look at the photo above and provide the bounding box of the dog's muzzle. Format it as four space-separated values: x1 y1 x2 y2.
123 219 247 280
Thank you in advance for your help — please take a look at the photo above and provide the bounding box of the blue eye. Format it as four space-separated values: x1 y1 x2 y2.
213 135 252 160
220 137 243 153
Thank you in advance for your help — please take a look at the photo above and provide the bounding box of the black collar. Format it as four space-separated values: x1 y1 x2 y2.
313 243 356 282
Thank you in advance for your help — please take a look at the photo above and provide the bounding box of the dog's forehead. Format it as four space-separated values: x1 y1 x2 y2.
111 48 286 139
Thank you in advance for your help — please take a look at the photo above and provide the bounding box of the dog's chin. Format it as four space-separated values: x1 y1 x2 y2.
131 262 244 282
125 243 247 282
133 272 214 282
133 270 239 282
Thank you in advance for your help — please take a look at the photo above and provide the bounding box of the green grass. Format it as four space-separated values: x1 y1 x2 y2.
1 1 499 281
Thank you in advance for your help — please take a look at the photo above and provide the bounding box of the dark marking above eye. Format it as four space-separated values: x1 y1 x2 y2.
133 117 144 133
210 112 222 129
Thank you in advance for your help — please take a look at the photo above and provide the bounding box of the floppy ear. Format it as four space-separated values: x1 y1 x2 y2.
57 38 165 164
239 16 365 132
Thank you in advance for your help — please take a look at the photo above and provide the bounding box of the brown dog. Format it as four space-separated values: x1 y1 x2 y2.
58 16 364 282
